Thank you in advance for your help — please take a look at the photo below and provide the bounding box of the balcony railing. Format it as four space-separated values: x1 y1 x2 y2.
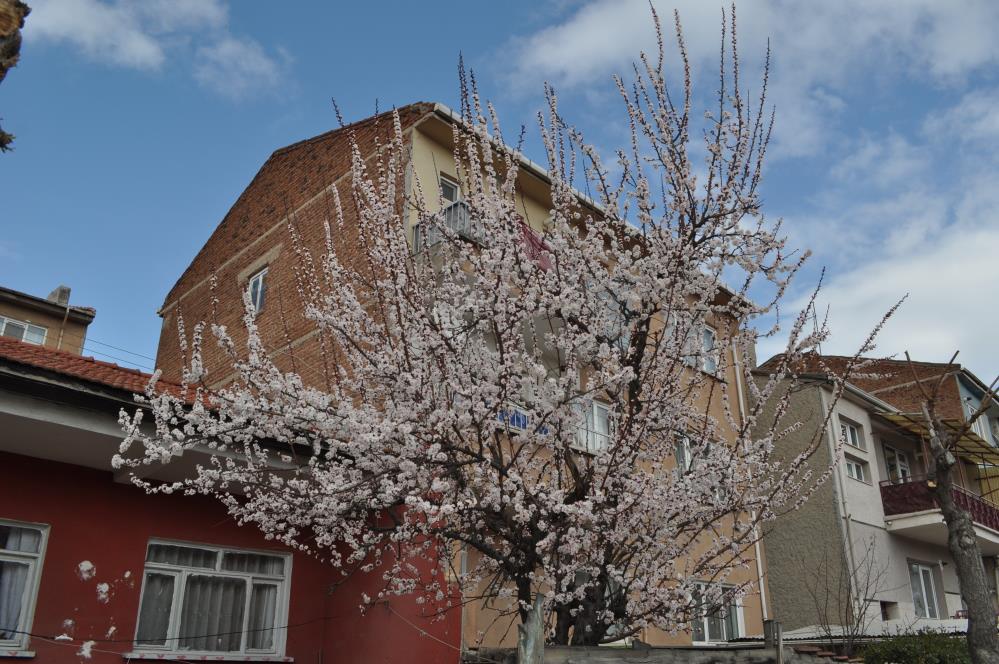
413 201 481 252
880 474 999 531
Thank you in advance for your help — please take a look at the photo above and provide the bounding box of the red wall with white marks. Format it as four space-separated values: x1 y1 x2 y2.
0 452 460 663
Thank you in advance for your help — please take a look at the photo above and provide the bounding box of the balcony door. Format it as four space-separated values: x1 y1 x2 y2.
909 562 940 619
884 445 912 484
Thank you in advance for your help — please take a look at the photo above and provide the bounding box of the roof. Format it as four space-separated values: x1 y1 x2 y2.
161 102 437 310
0 285 95 323
879 412 999 466
0 336 177 397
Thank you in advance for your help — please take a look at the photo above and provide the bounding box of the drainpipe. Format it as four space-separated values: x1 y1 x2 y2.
56 303 70 351
731 341 769 621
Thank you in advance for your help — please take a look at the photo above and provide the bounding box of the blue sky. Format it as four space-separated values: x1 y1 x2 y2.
2 0 998 380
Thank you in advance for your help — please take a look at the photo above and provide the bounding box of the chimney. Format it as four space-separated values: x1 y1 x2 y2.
47 285 71 306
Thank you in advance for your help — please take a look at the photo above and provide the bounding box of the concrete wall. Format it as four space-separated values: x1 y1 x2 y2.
758 379 849 631
0 299 90 355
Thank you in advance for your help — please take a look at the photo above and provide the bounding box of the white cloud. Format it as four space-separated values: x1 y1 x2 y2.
504 0 999 158
27 0 285 99
194 37 284 101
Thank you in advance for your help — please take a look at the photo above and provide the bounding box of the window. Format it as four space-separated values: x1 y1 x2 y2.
884 445 912 483
691 583 741 642
134 541 290 656
575 400 612 453
0 520 47 652
844 455 868 483
439 175 460 204
839 418 865 450
675 433 693 473
991 418 999 447
681 325 719 374
247 269 267 314
0 316 46 346
909 562 940 619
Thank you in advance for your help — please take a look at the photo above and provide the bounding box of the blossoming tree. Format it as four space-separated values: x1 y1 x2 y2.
116 9 890 658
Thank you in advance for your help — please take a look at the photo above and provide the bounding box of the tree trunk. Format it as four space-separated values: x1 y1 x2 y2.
933 469 999 664
517 593 545 664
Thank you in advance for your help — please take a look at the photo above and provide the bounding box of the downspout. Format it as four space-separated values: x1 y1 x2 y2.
818 388 859 599
56 304 70 351
731 341 769 621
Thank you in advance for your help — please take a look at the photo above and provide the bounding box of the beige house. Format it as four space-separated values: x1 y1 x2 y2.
757 355 999 635
0 284 94 355
154 103 772 650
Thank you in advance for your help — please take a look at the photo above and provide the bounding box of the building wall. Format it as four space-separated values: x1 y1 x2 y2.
0 300 89 355
0 451 460 663
757 379 849 631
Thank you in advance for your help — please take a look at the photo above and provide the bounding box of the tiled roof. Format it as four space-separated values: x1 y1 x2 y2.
0 336 178 397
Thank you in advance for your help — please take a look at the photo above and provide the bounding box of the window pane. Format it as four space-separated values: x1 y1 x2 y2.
147 544 217 569
909 564 927 618
0 561 30 640
136 573 175 646
440 179 458 203
706 611 724 641
0 526 41 553
221 553 284 576
179 575 246 652
723 602 739 639
921 568 938 618
247 583 278 650
1 321 25 341
23 325 45 345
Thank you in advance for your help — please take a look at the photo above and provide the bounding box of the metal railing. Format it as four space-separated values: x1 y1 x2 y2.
880 474 999 531
412 201 481 252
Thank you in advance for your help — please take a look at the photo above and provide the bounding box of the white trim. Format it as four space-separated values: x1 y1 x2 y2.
0 518 50 654
0 317 48 347
131 539 292 658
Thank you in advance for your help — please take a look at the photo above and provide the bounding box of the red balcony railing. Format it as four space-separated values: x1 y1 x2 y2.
880 475 999 531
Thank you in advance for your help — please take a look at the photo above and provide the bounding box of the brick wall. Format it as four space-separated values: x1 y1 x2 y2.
156 103 434 384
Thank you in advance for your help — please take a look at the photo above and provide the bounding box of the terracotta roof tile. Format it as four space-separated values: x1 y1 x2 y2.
0 336 180 397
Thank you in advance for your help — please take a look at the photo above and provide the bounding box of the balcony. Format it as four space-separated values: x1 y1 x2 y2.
880 475 999 554
413 201 481 252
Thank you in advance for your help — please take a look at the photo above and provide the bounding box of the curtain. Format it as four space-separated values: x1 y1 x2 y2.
0 527 41 554
247 584 278 650
179 575 246 652
909 563 928 618
0 561 29 641
135 573 175 645
221 553 283 575
147 544 217 569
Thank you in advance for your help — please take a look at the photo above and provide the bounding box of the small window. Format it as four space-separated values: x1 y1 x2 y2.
575 400 612 453
247 269 267 314
439 175 460 204
675 433 693 473
691 582 741 642
845 455 868 483
0 316 47 346
0 520 48 652
880 600 900 621
134 541 289 656
681 325 719 374
839 418 865 450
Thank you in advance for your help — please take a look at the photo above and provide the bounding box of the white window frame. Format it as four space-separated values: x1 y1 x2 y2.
675 433 693 473
844 455 867 483
883 445 912 483
700 326 719 374
680 324 719 375
130 540 292 658
247 268 267 315
574 400 612 454
439 174 460 204
0 316 48 346
909 562 940 619
839 418 865 450
691 582 743 644
0 518 49 653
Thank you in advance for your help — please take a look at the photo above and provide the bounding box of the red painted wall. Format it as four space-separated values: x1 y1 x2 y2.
0 452 460 663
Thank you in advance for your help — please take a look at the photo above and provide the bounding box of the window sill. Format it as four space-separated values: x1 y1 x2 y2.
0 651 35 660
123 654 292 662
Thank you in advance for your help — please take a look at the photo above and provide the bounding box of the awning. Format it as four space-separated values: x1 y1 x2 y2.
878 412 999 466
